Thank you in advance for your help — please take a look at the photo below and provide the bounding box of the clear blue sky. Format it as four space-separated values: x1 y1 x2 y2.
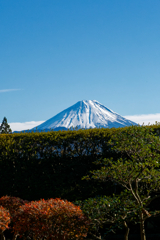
1 0 160 130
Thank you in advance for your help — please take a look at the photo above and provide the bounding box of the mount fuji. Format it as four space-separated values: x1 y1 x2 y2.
30 100 137 132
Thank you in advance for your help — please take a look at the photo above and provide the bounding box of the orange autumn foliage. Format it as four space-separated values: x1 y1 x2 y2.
0 196 28 217
0 206 10 232
12 198 89 240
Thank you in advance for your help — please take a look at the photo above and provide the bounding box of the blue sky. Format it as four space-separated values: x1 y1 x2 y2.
1 0 160 131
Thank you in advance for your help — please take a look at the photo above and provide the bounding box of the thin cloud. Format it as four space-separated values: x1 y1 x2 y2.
0 89 21 93
124 113 160 125
9 121 45 132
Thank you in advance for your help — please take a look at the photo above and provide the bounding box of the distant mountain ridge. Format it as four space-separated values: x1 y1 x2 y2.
26 100 137 132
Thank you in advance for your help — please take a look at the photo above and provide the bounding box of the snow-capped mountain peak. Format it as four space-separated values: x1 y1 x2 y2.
32 100 137 131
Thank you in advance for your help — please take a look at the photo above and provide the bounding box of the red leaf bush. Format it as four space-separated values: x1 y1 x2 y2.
12 198 89 240
0 206 10 232
0 196 28 217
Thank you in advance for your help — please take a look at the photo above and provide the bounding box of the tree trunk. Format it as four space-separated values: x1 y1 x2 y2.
12 234 18 240
123 221 130 240
0 232 5 240
87 232 102 240
140 212 146 240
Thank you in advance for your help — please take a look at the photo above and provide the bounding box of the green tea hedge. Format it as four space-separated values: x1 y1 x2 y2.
0 124 160 201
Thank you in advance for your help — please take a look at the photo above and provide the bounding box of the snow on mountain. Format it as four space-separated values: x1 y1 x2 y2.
31 100 137 131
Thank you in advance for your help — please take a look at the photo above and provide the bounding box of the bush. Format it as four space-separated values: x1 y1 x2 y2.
0 196 28 217
13 198 89 240
0 206 10 238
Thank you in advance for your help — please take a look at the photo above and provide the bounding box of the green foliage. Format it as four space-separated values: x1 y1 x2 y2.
0 128 116 201
75 195 121 239
84 125 160 200
0 124 160 202
0 117 12 134
83 125 160 240
75 192 144 240
1 125 160 238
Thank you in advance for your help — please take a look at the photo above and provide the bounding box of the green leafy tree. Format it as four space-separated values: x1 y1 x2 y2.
83 125 160 240
0 117 12 134
75 194 141 240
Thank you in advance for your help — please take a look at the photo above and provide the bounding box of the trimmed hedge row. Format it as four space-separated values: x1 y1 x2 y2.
0 124 160 201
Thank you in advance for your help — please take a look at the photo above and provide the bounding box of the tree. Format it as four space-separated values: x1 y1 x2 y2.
83 125 160 240
12 198 89 240
75 194 140 240
0 117 12 134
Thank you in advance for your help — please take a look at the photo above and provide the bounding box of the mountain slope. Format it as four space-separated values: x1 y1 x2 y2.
31 100 137 131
